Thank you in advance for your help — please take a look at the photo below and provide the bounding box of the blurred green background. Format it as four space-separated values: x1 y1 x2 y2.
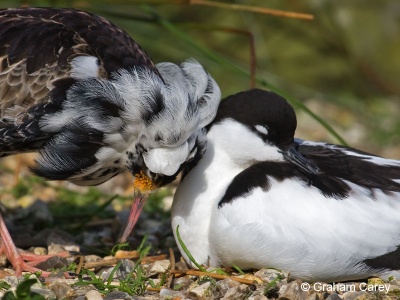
1 0 399 157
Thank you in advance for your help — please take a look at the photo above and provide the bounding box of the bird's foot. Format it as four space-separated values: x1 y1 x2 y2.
0 214 70 277
0 244 70 277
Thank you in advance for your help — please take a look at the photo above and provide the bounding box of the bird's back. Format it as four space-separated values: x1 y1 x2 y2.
296 140 400 197
0 8 156 117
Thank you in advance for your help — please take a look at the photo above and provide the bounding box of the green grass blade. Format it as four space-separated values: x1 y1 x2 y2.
232 264 245 275
108 261 123 285
175 225 207 272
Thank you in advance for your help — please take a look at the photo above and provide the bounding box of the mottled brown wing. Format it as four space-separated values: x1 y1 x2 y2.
0 7 157 117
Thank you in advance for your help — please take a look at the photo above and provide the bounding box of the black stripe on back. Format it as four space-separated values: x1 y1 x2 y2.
218 161 350 208
298 143 400 194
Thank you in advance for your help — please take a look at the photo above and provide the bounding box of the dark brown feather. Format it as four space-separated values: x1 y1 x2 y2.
0 7 157 117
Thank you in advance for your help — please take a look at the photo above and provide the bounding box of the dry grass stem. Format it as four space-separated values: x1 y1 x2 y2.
189 0 314 20
83 257 119 269
146 287 162 292
114 250 140 259
167 248 176 288
140 254 168 264
76 255 84 274
171 269 259 285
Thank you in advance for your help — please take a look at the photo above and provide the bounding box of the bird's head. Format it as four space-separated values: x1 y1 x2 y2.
209 89 298 168
209 89 319 174
115 59 220 191
127 127 208 193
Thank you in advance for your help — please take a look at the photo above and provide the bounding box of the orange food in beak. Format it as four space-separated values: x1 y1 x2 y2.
132 170 156 192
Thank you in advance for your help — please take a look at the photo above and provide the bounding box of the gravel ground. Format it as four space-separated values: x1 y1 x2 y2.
1 157 400 299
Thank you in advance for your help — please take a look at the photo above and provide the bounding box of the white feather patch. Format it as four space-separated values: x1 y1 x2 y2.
143 142 189 176
70 56 99 79
255 125 269 135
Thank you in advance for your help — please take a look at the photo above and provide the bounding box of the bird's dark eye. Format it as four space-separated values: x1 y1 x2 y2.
147 170 159 181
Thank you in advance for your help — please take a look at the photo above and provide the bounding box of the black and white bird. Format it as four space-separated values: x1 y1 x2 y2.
172 89 400 282
0 7 220 275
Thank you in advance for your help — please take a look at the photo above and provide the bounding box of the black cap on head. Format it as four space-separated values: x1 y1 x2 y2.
211 89 297 149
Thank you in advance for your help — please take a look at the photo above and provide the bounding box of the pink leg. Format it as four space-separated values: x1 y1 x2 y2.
0 214 68 276
119 195 148 243
22 252 69 265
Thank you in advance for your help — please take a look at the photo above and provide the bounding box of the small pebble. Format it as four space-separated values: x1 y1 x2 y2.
85 254 103 263
216 278 250 300
216 278 240 295
27 274 42 288
190 281 212 298
306 293 319 300
73 284 99 298
279 280 308 300
0 269 13 279
85 289 104 300
160 288 187 299
118 259 136 278
35 255 69 270
33 247 47 255
145 259 170 277
247 289 268 300
100 259 136 281
343 291 377 300
0 253 8 268
254 268 288 283
173 276 195 291
31 287 57 300
104 290 136 300
1 275 18 287
49 281 73 299
326 293 343 300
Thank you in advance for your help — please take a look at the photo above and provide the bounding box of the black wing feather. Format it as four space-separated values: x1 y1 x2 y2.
298 142 400 193
0 8 157 74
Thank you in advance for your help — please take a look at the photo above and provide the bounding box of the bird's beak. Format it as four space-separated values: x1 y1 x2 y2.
283 146 320 175
118 171 158 243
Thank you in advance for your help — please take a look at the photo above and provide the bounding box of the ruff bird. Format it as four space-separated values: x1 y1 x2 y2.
0 7 220 275
172 89 400 282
